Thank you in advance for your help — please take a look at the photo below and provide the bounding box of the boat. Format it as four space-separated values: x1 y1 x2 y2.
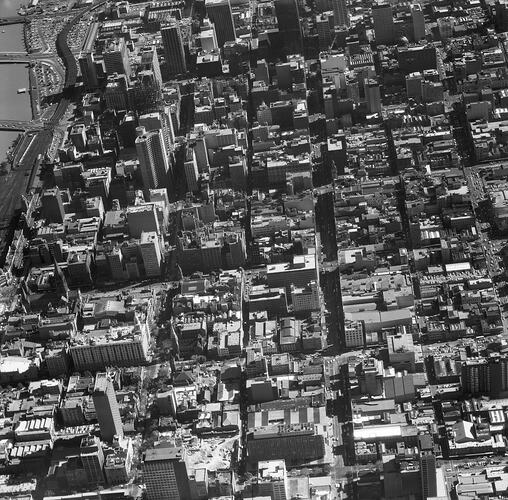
17 88 27 94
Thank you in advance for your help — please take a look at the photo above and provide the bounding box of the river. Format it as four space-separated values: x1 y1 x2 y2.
0 0 31 164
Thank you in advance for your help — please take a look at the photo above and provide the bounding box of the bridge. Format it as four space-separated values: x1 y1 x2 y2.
0 120 44 132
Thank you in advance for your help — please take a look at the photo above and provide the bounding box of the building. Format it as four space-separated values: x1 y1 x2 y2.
69 319 150 371
103 38 131 82
256 459 289 500
372 3 394 45
495 0 508 32
126 204 160 238
365 78 382 114
80 436 105 485
184 146 199 192
267 254 318 294
274 0 302 54
419 450 437 499
142 443 191 500
135 127 170 190
92 372 124 442
139 110 174 163
205 0 236 47
411 3 425 41
79 52 99 90
316 13 333 50
332 0 349 27
41 188 65 224
161 22 187 77
140 231 162 277
139 46 162 88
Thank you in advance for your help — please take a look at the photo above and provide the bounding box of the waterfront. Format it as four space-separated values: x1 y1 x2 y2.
0 0 30 162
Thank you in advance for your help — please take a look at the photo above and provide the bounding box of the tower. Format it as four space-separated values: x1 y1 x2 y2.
142 443 191 500
411 3 425 41
92 372 123 442
205 0 236 47
80 436 105 485
135 127 170 190
365 78 382 114
419 449 437 499
372 3 394 45
161 22 187 77
139 110 174 159
140 231 162 277
139 46 162 88
41 187 65 223
274 0 302 54
79 52 99 90
103 38 131 83
332 0 349 27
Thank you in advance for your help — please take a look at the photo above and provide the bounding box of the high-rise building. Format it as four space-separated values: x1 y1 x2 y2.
161 23 187 77
365 78 382 114
316 12 333 50
139 46 162 88
406 72 423 101
135 127 170 190
495 0 508 32
461 358 490 395
41 187 66 223
411 4 425 41
140 231 162 277
419 448 437 499
372 3 394 45
92 372 123 442
139 110 174 162
332 0 349 27
80 436 105 485
184 146 199 192
205 0 236 47
274 0 302 54
143 443 191 500
103 38 131 82
79 52 99 90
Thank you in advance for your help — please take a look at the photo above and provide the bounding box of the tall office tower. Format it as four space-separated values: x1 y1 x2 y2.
79 52 99 90
92 372 123 442
142 443 191 500
139 46 162 88
135 127 170 190
199 18 218 51
411 3 425 41
41 187 66 223
205 0 236 46
161 22 187 77
274 0 302 54
332 0 349 27
365 78 382 114
419 439 437 500
406 72 423 101
316 12 333 49
140 231 162 277
139 110 174 162
184 146 199 192
496 0 508 32
255 59 270 84
372 3 394 45
80 436 105 485
103 38 131 82
461 358 490 395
